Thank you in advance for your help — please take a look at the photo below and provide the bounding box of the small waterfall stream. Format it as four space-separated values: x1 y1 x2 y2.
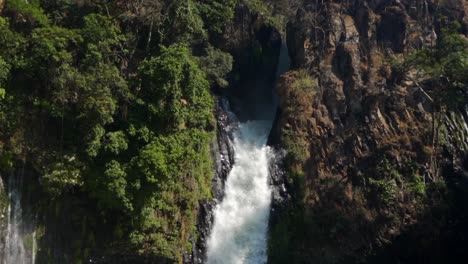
3 171 27 264
1 168 34 264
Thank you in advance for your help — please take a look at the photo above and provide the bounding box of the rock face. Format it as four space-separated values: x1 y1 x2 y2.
269 1 468 263
212 3 282 120
211 98 238 202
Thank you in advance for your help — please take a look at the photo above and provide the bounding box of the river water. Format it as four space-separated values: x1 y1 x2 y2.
206 120 274 264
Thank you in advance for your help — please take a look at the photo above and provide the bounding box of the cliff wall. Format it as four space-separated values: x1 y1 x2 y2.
268 1 468 263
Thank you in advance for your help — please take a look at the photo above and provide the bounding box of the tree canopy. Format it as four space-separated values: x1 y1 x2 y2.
0 0 237 262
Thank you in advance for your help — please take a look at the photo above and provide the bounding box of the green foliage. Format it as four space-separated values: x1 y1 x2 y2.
100 160 132 211
402 161 426 197
282 129 308 165
0 151 14 171
162 0 207 44
197 0 236 33
242 0 270 15
85 125 105 158
81 13 126 65
132 137 178 185
368 177 398 206
403 22 468 109
139 45 214 131
29 26 82 76
280 70 317 167
291 69 318 91
78 63 127 125
242 0 285 31
103 131 128 155
197 46 233 88
0 17 27 68
42 156 84 197
0 1 222 261
369 157 428 207
0 56 9 84
0 56 9 97
128 129 213 258
409 174 426 196
6 0 49 25
368 158 401 206
82 14 121 46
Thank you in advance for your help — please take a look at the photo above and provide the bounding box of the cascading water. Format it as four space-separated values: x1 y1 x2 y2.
2 171 28 264
205 41 289 264
206 120 274 264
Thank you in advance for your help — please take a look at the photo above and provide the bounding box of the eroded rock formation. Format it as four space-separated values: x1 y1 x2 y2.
268 1 468 263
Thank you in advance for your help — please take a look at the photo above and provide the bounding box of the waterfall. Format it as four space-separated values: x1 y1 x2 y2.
2 170 28 264
206 120 274 264
31 230 36 264
205 41 289 264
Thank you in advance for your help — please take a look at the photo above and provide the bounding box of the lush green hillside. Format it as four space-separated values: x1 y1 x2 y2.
0 0 237 262
1 1 467 264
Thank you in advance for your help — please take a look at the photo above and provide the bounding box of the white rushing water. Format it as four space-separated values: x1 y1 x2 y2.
206 120 274 264
3 173 28 264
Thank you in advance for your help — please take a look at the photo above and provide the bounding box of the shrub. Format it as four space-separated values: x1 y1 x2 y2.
197 46 233 88
291 69 318 91
6 0 49 25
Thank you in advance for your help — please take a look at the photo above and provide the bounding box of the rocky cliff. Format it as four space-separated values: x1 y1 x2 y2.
268 0 468 263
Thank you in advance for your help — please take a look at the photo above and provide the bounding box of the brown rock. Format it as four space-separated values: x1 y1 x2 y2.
270 1 468 263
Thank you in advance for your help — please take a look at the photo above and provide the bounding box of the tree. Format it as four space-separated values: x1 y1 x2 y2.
402 22 468 178
197 46 233 88
81 13 126 65
161 0 206 45
404 24 468 108
138 45 214 131
5 0 49 26
0 56 9 99
197 0 236 33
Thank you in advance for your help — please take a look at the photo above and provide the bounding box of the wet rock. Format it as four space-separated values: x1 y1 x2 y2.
187 97 237 264
190 200 216 264
211 97 238 201
268 148 289 218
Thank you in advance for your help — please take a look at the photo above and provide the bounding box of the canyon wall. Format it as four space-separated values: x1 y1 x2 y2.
268 0 468 263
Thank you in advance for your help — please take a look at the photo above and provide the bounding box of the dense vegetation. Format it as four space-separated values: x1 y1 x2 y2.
1 0 465 263
0 0 242 262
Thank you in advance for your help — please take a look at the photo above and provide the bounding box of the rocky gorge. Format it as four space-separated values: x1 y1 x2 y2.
268 0 468 263
0 0 467 264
